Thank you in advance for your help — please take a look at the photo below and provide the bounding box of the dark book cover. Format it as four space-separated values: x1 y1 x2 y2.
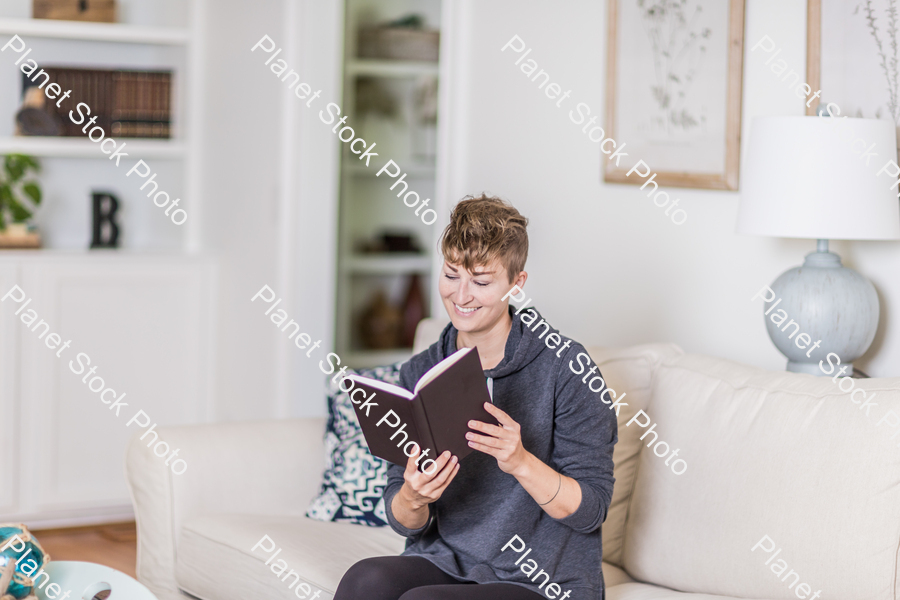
349 346 498 471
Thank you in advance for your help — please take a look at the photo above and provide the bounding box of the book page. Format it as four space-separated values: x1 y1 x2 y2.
414 346 473 394
347 375 415 399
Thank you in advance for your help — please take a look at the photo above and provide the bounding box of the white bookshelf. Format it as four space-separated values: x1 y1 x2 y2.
0 0 202 252
0 0 212 528
0 136 186 158
346 59 438 78
0 17 189 44
335 0 443 368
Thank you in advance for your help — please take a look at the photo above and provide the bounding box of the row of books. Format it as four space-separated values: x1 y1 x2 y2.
23 67 172 139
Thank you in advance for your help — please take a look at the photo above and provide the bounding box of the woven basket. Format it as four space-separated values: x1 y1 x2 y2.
358 27 439 62
33 0 116 22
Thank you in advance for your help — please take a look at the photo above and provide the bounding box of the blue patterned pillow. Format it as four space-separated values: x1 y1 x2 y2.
306 361 404 527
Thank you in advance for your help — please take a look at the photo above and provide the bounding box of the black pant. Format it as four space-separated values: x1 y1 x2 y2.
334 556 544 600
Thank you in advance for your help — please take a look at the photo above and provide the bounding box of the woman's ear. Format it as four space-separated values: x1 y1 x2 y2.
514 271 528 290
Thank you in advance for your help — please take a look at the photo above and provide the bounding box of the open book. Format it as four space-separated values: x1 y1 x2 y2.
348 346 498 472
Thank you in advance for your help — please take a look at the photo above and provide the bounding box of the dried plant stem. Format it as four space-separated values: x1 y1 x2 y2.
887 0 900 121
863 0 899 122
640 0 705 132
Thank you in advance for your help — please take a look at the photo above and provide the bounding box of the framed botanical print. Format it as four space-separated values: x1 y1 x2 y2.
806 0 900 128
605 0 745 190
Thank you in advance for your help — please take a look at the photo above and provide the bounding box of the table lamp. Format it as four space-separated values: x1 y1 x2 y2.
737 115 900 374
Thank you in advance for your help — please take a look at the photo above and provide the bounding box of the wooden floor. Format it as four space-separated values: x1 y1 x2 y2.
32 522 137 578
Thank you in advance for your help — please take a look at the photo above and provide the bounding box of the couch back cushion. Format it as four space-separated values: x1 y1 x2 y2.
623 353 900 600
584 343 683 566
413 318 449 354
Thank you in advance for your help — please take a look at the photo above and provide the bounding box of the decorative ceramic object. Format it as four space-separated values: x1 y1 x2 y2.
359 291 402 349
14 88 62 137
0 523 49 600
3 224 29 237
400 274 426 348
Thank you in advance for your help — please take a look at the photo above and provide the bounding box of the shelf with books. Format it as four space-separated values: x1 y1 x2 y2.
0 17 189 45
346 59 438 79
342 254 431 274
0 248 201 260
0 136 185 159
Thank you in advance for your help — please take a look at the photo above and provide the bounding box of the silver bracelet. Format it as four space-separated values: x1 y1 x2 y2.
538 473 562 506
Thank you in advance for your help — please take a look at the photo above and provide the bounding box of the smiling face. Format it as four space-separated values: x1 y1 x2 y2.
440 258 526 335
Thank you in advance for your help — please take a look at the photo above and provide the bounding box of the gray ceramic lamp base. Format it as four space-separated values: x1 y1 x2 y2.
765 247 879 376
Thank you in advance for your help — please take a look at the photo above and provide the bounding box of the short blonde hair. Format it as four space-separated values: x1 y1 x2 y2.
439 194 528 283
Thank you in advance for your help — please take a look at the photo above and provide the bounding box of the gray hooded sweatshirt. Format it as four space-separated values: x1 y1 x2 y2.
383 306 617 600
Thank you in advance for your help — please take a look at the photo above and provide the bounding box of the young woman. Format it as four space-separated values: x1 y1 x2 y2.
334 195 617 600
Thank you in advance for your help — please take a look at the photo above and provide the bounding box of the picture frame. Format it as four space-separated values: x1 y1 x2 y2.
806 0 900 125
604 0 745 190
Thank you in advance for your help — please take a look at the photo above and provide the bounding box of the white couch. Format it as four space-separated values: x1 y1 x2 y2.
126 320 900 600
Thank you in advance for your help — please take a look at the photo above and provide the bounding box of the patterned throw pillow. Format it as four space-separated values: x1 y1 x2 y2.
306 361 405 527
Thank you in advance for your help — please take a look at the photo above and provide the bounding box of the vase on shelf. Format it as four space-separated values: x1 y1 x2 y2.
359 290 403 350
400 274 426 348
0 223 42 249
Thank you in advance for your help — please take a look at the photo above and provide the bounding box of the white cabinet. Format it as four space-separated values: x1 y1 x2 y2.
0 264 19 516
0 253 214 528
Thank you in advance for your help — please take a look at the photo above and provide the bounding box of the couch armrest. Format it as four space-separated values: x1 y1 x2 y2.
125 418 326 599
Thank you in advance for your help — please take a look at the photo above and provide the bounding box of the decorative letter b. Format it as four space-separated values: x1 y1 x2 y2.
90 191 120 248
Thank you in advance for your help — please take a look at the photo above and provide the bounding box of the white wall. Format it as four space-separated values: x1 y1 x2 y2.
199 0 283 420
281 0 343 418
200 0 900 421
436 0 900 376
199 0 341 419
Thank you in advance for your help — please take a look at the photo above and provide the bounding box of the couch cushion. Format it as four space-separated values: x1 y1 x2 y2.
603 562 636 588
608 582 768 600
176 514 633 600
585 343 684 567
623 353 900 600
176 514 406 600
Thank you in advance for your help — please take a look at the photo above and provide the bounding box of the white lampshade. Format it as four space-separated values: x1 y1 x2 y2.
737 116 900 240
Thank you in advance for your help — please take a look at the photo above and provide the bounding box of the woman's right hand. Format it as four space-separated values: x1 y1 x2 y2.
399 450 459 511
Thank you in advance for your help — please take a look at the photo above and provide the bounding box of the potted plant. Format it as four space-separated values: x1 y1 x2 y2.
0 154 42 248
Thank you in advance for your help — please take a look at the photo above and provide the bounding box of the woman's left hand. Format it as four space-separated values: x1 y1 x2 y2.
467 403 530 475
